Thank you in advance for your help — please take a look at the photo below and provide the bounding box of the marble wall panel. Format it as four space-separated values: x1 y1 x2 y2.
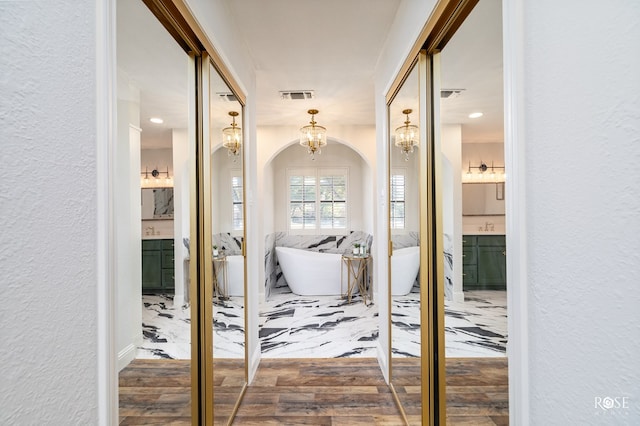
443 233 453 301
182 233 243 259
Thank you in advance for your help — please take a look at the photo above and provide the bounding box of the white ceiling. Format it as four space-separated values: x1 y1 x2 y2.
117 0 503 149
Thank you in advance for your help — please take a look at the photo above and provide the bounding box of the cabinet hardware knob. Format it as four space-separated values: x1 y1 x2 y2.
502 251 506 256
462 254 466 257
462 273 466 276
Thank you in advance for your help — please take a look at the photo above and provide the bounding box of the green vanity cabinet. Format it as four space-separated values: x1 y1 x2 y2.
463 235 506 290
142 239 175 293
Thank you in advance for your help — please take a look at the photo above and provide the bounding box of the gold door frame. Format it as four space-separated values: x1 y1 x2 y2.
138 1 247 424
386 0 479 424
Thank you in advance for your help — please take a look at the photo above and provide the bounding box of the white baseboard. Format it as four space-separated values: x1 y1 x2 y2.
248 345 261 384
117 343 137 372
173 293 185 308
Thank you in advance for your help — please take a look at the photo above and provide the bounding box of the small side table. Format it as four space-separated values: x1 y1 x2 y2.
212 255 228 299
341 254 372 304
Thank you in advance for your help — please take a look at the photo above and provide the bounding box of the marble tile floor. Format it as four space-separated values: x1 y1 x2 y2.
393 289 508 358
137 290 507 360
138 294 244 359
259 293 379 358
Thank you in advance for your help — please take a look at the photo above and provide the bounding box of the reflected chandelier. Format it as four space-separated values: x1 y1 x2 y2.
222 111 242 159
395 109 419 161
299 109 327 160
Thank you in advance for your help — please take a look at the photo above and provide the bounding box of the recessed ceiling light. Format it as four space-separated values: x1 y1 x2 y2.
468 112 483 119
149 117 164 124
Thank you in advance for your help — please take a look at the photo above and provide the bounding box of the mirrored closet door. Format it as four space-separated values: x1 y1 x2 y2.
388 58 423 425
207 59 248 424
116 0 194 422
386 0 509 424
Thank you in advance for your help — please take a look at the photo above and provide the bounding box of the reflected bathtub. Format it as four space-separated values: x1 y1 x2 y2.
275 246 343 295
392 246 420 296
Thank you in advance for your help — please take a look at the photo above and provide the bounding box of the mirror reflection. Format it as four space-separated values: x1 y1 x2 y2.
209 61 246 424
141 187 174 220
116 0 193 421
462 183 505 216
438 0 509 421
389 61 421 423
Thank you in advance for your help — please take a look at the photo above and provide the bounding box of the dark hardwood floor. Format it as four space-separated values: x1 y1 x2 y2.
119 357 508 425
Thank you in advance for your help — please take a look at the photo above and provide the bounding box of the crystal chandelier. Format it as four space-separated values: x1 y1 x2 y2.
395 109 419 161
299 109 327 160
222 111 242 159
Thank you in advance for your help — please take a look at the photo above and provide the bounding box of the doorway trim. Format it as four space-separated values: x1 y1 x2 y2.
502 0 529 423
96 0 117 423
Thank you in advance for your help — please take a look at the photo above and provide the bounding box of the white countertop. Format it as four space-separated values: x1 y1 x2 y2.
141 235 174 240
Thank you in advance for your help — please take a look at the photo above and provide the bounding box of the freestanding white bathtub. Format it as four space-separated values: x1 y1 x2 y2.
275 246 343 295
391 246 420 296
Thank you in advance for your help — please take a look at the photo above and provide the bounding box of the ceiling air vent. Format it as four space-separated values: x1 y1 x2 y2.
440 89 465 99
217 92 238 102
279 90 315 100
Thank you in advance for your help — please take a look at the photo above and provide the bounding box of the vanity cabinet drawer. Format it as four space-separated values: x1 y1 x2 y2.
142 239 162 250
478 235 505 247
462 236 477 247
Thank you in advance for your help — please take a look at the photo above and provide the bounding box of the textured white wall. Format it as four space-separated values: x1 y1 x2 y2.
0 2 99 424
141 148 173 176
522 0 640 423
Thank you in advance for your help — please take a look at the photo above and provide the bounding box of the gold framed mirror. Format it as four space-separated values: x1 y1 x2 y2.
387 56 422 424
207 58 248 425
116 1 249 424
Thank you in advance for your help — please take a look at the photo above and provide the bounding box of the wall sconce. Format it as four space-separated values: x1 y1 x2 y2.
462 161 505 183
222 111 242 160
141 167 173 187
394 109 419 161
299 109 327 160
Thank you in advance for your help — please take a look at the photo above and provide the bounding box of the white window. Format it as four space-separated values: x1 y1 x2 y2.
390 170 406 230
231 172 243 231
288 168 347 234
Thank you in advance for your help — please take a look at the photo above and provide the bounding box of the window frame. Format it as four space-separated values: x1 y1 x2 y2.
230 168 243 233
390 167 407 232
286 167 349 235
